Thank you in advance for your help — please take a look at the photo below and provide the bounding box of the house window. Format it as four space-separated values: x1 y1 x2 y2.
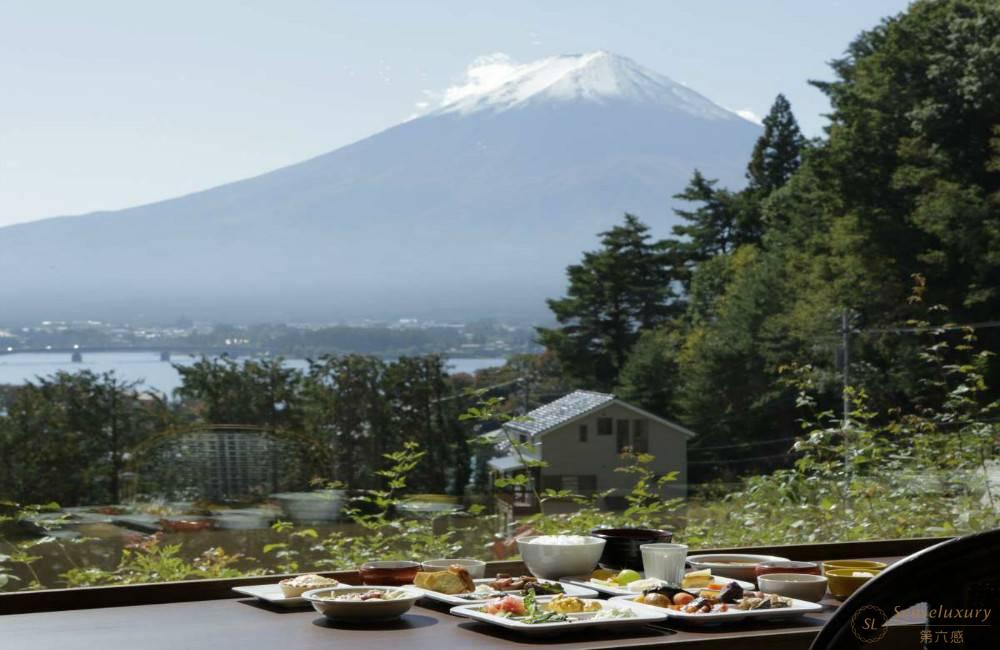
597 417 612 435
578 475 597 492
579 424 588 442
616 419 630 452
562 475 579 491
542 474 562 491
633 419 649 453
519 433 527 444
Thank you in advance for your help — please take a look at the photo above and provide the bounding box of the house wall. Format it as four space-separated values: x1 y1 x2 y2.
539 402 688 502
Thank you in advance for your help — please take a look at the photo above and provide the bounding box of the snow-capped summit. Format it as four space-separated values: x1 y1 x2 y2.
436 50 737 121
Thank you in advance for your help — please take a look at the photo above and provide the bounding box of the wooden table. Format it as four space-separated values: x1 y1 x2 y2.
2 558 907 650
2 590 846 650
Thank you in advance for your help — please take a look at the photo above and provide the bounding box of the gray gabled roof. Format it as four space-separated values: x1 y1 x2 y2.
502 389 697 440
506 390 615 435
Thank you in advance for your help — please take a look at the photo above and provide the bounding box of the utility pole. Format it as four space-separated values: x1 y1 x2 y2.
839 309 852 495
841 309 850 429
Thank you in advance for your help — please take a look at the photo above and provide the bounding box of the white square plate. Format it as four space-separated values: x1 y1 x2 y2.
560 573 754 597
609 594 824 625
416 578 597 606
450 598 667 636
232 583 310 608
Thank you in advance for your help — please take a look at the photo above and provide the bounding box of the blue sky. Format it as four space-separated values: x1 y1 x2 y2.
0 0 912 226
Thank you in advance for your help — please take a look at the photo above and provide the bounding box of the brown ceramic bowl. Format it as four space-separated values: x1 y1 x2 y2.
754 560 821 578
591 527 673 571
359 560 420 586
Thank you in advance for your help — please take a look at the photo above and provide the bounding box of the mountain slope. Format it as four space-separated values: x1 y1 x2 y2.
0 52 760 322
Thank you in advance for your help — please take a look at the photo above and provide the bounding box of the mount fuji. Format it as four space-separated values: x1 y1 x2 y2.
0 51 761 323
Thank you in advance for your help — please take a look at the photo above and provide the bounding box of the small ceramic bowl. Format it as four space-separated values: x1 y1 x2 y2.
303 586 421 622
420 558 486 579
822 560 887 575
686 554 790 582
755 560 821 578
358 560 421 586
757 573 828 602
825 567 882 599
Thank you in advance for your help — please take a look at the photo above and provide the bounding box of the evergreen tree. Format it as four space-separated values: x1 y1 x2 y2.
538 214 679 390
746 94 806 194
671 171 743 262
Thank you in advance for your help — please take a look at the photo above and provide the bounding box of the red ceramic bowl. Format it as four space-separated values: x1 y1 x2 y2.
359 560 420 586
754 560 821 578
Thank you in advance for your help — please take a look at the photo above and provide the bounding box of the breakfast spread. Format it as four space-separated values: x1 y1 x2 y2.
478 592 632 625
240 540 847 635
413 564 477 594
632 582 793 614
544 594 602 613
278 574 341 597
317 588 410 602
488 574 566 595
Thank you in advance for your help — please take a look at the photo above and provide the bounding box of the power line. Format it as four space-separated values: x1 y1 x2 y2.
689 435 798 453
856 320 1000 335
689 452 792 466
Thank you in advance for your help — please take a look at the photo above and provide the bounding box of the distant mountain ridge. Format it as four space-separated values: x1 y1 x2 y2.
0 51 760 323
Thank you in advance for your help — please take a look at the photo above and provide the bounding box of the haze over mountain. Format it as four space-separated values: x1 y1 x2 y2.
0 51 760 323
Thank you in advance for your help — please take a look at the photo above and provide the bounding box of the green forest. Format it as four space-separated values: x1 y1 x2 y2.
541 0 1000 475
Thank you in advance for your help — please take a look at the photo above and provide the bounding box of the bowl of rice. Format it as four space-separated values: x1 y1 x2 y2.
517 534 606 579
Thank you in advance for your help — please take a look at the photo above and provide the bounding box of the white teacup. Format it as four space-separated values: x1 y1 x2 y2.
640 543 688 585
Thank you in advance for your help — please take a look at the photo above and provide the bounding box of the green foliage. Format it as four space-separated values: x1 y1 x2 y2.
685 325 1000 547
263 442 490 571
62 534 262 587
175 356 303 429
672 171 757 266
0 371 175 505
537 214 682 389
746 94 807 195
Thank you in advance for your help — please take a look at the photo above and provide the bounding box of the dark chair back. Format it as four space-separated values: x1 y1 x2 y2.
810 528 1000 649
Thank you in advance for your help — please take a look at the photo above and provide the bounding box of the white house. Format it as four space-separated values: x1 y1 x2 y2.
484 390 694 515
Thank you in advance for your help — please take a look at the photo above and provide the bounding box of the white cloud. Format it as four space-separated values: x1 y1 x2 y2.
414 101 430 110
441 52 524 105
735 108 762 125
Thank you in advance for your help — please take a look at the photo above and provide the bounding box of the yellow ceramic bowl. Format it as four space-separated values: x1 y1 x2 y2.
822 560 887 575
825 567 882 599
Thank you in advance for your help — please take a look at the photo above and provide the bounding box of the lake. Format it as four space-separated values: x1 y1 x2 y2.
0 352 507 394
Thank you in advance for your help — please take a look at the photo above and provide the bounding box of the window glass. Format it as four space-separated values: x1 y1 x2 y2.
1 1 995 597
632 419 649 453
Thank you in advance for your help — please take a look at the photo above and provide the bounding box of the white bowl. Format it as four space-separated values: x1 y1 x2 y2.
420 558 487 579
517 535 606 579
686 554 790 582
757 573 828 602
303 586 421 622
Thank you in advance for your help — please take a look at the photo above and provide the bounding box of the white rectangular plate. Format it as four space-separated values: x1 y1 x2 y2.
450 598 667 636
232 584 309 608
609 594 824 625
561 573 754 597
416 578 597 606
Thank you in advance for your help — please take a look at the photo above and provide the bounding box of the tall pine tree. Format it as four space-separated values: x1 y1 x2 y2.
746 94 806 194
537 214 679 390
